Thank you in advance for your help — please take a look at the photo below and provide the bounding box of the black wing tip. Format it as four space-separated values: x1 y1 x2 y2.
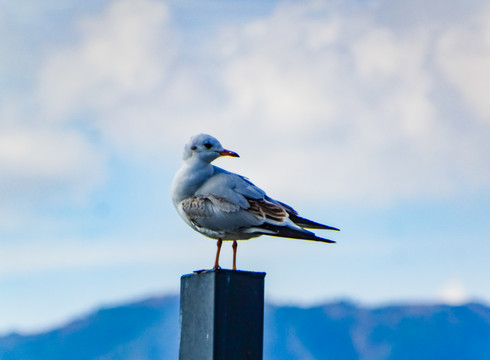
311 224 340 232
257 223 337 243
312 236 336 244
291 215 340 231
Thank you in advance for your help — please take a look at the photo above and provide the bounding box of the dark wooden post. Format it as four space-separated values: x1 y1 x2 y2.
179 269 266 360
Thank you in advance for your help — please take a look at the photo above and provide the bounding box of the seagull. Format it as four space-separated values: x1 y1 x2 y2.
171 133 339 270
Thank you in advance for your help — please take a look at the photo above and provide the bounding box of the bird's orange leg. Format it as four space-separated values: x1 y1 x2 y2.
232 240 238 271
213 238 222 270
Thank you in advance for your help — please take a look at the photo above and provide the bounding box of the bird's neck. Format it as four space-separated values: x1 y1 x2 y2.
172 159 214 203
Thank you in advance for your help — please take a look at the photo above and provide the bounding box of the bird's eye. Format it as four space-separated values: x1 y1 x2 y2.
203 142 212 149
191 145 197 151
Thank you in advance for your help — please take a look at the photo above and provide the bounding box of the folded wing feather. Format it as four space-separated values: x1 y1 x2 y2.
182 171 337 241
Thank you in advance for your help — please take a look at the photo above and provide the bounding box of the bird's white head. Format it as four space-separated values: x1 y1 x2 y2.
183 134 239 163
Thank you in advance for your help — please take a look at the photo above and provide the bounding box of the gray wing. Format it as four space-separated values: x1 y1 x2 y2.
195 172 265 208
184 171 338 242
180 195 263 233
184 172 280 234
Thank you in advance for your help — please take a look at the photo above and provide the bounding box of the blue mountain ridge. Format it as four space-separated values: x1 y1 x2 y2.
1 296 490 360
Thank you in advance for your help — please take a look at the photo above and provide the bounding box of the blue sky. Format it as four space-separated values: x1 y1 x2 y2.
1 0 490 334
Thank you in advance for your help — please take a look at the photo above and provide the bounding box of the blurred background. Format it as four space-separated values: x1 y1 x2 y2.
1 0 489 335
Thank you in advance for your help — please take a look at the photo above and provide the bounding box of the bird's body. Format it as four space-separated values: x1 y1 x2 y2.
171 134 339 270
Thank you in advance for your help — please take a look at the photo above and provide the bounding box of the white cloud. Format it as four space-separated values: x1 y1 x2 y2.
0 123 105 207
436 6 490 122
36 0 176 153
0 126 96 184
38 0 172 114
5 0 490 211
438 278 468 305
0 236 204 278
208 0 490 204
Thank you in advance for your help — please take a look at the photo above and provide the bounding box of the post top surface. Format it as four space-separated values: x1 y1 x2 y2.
181 269 266 280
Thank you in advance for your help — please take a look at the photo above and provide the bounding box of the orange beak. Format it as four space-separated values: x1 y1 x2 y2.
219 149 239 158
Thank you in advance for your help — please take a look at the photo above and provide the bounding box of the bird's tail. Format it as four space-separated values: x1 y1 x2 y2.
256 223 336 243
